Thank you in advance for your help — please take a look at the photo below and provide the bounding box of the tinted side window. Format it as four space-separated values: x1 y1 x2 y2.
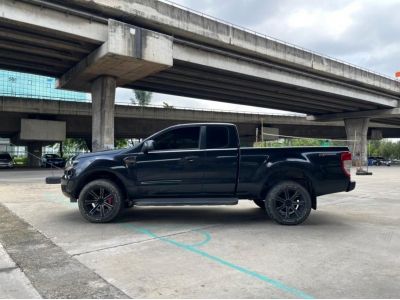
154 127 200 151
207 126 229 149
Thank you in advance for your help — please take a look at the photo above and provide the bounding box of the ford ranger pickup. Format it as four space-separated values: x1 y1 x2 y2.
61 123 355 225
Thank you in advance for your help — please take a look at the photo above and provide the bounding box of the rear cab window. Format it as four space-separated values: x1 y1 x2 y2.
206 125 238 149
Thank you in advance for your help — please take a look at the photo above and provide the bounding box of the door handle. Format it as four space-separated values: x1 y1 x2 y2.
182 156 198 163
123 156 137 166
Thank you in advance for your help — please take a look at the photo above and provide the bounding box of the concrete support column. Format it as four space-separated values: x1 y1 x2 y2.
84 138 92 152
27 142 42 167
91 76 116 152
344 118 369 167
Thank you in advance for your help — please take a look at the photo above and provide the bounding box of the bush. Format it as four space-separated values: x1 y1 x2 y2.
13 157 28 166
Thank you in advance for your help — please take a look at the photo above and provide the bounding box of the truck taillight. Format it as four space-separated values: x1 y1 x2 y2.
341 152 352 177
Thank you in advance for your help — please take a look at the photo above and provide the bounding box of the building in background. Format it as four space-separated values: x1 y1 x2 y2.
0 70 90 163
0 138 9 153
0 138 25 157
0 70 89 101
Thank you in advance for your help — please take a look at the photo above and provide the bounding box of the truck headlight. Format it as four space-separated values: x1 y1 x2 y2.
65 157 79 169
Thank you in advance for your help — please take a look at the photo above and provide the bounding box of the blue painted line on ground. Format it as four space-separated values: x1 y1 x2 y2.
46 195 313 298
123 224 313 299
186 230 211 247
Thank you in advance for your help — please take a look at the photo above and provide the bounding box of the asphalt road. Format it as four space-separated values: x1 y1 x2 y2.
0 167 399 298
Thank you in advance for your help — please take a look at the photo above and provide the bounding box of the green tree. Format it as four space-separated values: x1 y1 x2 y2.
255 138 326 148
62 138 89 157
368 139 400 159
115 139 129 149
131 90 152 106
163 101 174 109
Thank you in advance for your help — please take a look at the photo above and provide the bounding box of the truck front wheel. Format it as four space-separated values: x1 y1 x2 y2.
78 179 124 223
265 181 311 225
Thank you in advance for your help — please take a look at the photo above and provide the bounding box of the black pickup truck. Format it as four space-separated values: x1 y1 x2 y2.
61 123 355 225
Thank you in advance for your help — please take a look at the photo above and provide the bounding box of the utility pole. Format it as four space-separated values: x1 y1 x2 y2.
261 119 264 143
255 128 258 143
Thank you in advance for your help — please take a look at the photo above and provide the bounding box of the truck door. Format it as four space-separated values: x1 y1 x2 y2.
132 125 204 197
202 125 239 196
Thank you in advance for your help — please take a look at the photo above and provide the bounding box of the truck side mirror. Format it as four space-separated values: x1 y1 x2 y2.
142 140 155 154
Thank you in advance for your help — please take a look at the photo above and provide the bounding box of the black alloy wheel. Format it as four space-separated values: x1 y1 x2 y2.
78 179 124 223
265 181 312 225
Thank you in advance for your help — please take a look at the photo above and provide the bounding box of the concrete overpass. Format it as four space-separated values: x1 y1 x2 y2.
1 0 400 164
1 97 399 155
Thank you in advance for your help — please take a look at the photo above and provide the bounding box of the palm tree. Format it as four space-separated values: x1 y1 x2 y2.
130 90 152 106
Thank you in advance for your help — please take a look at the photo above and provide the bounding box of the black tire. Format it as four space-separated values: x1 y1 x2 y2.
78 179 124 223
253 199 266 209
265 181 312 225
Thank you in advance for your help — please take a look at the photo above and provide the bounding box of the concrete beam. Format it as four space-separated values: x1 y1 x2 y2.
307 108 400 121
172 43 399 108
167 66 378 110
0 49 72 69
65 0 400 94
0 39 80 62
152 72 359 112
58 20 173 92
0 25 91 54
132 80 325 114
2 97 400 129
0 0 107 43
2 107 400 142
0 58 64 76
140 77 335 113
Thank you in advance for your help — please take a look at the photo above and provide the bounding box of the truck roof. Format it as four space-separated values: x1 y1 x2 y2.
167 123 236 128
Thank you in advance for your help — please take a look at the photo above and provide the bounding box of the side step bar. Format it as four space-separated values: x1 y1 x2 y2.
134 197 239 206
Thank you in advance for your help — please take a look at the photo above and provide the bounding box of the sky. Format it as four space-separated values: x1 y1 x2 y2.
116 0 400 114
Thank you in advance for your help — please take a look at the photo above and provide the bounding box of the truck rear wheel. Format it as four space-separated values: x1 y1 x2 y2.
265 181 311 225
78 179 124 223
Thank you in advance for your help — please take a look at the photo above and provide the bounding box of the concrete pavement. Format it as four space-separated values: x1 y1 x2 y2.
0 168 399 298
0 195 127 298
0 244 41 299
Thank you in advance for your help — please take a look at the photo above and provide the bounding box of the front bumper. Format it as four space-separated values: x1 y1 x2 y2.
61 176 77 201
346 181 356 192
